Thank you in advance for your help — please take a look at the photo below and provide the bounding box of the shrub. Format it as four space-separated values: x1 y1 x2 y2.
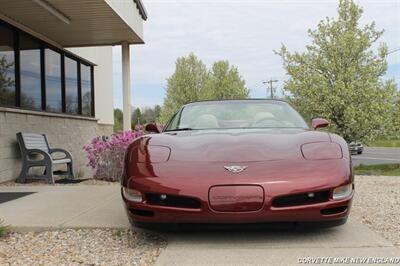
0 219 8 238
83 129 143 182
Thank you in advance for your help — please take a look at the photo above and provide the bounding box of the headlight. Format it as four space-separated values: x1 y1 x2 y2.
122 187 142 202
332 183 353 200
301 142 342 160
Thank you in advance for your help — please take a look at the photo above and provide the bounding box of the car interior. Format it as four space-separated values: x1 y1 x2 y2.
188 111 297 129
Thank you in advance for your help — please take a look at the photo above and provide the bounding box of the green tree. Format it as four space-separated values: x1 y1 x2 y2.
393 91 400 135
160 54 249 123
276 0 396 142
201 60 249 100
154 105 162 121
114 105 162 132
113 108 123 132
142 105 162 123
131 107 145 128
160 53 208 123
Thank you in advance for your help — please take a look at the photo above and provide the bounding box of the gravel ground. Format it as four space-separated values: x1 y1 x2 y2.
0 228 166 266
351 175 400 247
0 175 398 265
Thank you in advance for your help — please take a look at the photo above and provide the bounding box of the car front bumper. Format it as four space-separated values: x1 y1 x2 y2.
122 159 353 224
122 187 353 224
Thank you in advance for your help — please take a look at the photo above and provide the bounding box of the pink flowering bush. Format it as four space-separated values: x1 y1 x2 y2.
83 129 143 182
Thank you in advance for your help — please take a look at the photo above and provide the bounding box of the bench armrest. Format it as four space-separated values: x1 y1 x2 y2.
49 148 73 160
26 149 52 163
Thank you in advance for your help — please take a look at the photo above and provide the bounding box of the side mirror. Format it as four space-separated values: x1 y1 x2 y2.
311 118 329 130
145 123 161 133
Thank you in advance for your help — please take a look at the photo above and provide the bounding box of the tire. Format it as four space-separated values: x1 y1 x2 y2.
357 151 362 154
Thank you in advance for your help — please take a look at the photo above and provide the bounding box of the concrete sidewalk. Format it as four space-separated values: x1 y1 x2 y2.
0 184 130 231
155 220 399 266
0 184 398 265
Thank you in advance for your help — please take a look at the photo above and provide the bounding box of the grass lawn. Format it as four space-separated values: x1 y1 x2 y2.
354 163 400 176
367 137 400 147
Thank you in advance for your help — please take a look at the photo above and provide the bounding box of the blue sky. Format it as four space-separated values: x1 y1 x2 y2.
112 0 400 109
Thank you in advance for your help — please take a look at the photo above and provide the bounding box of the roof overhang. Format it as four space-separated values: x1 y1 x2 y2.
0 0 146 48
133 0 148 21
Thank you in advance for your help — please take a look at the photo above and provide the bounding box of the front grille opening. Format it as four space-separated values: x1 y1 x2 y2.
321 206 348 215
272 190 330 207
129 208 154 217
145 193 201 209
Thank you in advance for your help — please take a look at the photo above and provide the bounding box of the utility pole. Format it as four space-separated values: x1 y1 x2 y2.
263 79 278 99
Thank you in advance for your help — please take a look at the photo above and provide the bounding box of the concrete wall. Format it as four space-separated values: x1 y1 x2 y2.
0 108 113 183
68 46 114 125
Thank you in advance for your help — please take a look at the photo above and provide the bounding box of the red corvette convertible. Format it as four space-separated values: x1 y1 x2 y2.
121 99 354 228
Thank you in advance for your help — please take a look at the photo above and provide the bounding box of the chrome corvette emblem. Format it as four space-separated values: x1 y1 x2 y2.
224 165 248 173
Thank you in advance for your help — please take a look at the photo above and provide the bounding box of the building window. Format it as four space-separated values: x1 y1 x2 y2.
81 64 92 116
0 19 95 117
45 49 62 112
65 57 79 114
19 34 42 110
0 24 16 107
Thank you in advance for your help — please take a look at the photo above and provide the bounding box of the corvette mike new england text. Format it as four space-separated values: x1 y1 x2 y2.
297 257 400 264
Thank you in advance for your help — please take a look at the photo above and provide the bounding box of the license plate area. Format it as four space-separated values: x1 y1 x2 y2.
208 185 264 212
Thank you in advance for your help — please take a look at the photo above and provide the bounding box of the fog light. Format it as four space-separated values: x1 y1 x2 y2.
160 194 167 200
122 187 142 202
332 183 353 200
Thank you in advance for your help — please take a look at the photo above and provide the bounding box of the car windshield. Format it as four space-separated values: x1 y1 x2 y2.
165 100 309 131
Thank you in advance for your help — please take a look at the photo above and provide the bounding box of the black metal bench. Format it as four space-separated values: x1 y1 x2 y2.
16 132 74 184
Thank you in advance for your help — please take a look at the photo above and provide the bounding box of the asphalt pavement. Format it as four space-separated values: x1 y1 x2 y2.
352 147 400 166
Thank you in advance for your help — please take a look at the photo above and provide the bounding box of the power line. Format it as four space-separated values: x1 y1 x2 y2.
388 47 400 55
262 79 278 99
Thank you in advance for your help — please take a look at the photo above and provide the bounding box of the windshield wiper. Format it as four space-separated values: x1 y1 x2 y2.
165 127 193 132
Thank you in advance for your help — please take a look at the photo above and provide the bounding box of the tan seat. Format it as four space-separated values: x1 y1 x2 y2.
192 114 219 129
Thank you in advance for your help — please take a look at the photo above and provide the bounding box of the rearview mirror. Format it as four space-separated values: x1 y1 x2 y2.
311 118 329 130
145 123 161 133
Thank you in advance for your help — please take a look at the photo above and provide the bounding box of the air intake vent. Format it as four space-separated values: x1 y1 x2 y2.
321 206 348 215
129 208 154 217
272 190 330 207
145 193 201 209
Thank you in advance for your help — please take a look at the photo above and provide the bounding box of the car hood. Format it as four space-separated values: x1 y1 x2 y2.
140 128 332 162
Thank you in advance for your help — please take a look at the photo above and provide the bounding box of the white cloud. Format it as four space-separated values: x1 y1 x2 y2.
113 0 400 107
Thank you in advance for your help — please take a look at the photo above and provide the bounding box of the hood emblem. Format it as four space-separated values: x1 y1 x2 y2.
224 165 248 173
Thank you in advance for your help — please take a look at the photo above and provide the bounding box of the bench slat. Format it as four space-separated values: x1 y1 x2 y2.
21 133 49 152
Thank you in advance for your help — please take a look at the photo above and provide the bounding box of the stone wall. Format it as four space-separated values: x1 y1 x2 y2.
0 108 113 183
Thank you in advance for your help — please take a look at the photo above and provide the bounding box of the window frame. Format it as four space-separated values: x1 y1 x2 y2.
0 19 95 117
80 62 95 117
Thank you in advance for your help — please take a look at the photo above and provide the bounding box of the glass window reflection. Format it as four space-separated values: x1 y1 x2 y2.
20 34 41 110
81 64 92 116
65 57 79 114
45 49 62 112
0 24 16 107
